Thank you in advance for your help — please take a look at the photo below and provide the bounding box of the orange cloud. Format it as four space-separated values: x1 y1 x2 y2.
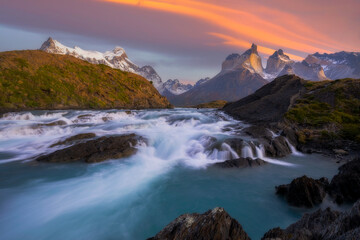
99 0 349 57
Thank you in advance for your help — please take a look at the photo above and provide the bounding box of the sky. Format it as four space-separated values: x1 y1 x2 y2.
0 0 359 83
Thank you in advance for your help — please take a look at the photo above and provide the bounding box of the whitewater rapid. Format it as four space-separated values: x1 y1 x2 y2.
0 109 296 166
0 109 340 240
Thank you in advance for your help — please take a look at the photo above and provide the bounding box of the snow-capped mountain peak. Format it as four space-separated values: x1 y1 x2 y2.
40 37 165 92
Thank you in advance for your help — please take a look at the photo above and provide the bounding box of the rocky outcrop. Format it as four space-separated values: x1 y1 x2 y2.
276 176 329 208
37 134 145 163
328 158 360 204
214 158 266 168
148 207 250 240
223 75 306 123
262 200 360 240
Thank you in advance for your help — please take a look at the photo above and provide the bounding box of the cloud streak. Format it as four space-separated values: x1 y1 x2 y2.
100 0 358 59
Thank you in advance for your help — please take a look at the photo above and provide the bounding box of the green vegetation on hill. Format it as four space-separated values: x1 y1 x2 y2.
285 79 360 143
193 100 227 109
0 50 171 112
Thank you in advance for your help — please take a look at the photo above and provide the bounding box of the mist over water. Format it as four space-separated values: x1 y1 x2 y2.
0 109 339 240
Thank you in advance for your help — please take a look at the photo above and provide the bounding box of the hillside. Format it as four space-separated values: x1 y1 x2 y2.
0 50 171 112
224 75 360 153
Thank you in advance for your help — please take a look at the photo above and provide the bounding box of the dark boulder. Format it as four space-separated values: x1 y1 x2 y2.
262 200 360 240
276 176 329 208
214 158 267 168
50 133 96 147
328 158 360 204
37 134 145 163
148 207 250 240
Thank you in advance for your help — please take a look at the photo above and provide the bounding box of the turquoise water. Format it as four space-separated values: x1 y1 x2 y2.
0 109 339 240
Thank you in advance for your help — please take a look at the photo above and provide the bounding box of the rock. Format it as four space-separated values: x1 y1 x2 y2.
321 200 360 239
263 136 292 158
333 149 349 155
328 158 360 204
37 134 146 163
32 120 67 128
262 207 340 240
223 138 245 157
262 200 360 240
276 176 329 208
242 126 273 139
214 158 267 168
242 126 292 158
148 207 250 240
223 75 306 123
50 133 96 147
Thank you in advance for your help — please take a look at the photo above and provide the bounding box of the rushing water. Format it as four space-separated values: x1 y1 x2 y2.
0 109 340 240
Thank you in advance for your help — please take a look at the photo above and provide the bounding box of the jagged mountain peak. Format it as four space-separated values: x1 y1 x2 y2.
221 43 263 75
243 43 258 55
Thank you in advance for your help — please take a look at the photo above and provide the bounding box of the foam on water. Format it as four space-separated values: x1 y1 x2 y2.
0 109 308 240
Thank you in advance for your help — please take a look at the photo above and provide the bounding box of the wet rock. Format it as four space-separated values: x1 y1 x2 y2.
242 125 273 140
224 138 245 157
214 157 267 168
328 158 360 204
333 149 349 155
262 207 340 240
264 136 292 158
276 176 329 208
321 200 360 239
50 133 96 147
262 200 360 240
32 120 67 128
37 134 145 163
148 207 250 240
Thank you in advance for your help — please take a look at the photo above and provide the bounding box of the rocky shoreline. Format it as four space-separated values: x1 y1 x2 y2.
149 158 360 240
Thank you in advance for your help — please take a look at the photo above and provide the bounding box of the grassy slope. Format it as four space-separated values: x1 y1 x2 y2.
285 79 360 143
0 50 171 111
193 100 227 109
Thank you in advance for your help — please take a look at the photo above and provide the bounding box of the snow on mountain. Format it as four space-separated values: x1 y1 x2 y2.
194 77 210 87
40 37 165 92
221 44 264 76
304 51 360 79
163 79 193 95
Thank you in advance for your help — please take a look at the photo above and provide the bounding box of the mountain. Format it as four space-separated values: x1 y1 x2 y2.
265 49 360 81
0 50 171 112
163 79 193 95
304 51 360 79
264 49 327 81
292 60 327 81
265 49 294 76
40 37 165 92
221 44 264 76
194 77 210 87
168 44 268 106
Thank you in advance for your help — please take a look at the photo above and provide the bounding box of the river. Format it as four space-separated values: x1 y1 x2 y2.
0 109 340 239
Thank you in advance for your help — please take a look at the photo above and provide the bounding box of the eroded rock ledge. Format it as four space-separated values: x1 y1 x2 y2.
36 134 146 163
